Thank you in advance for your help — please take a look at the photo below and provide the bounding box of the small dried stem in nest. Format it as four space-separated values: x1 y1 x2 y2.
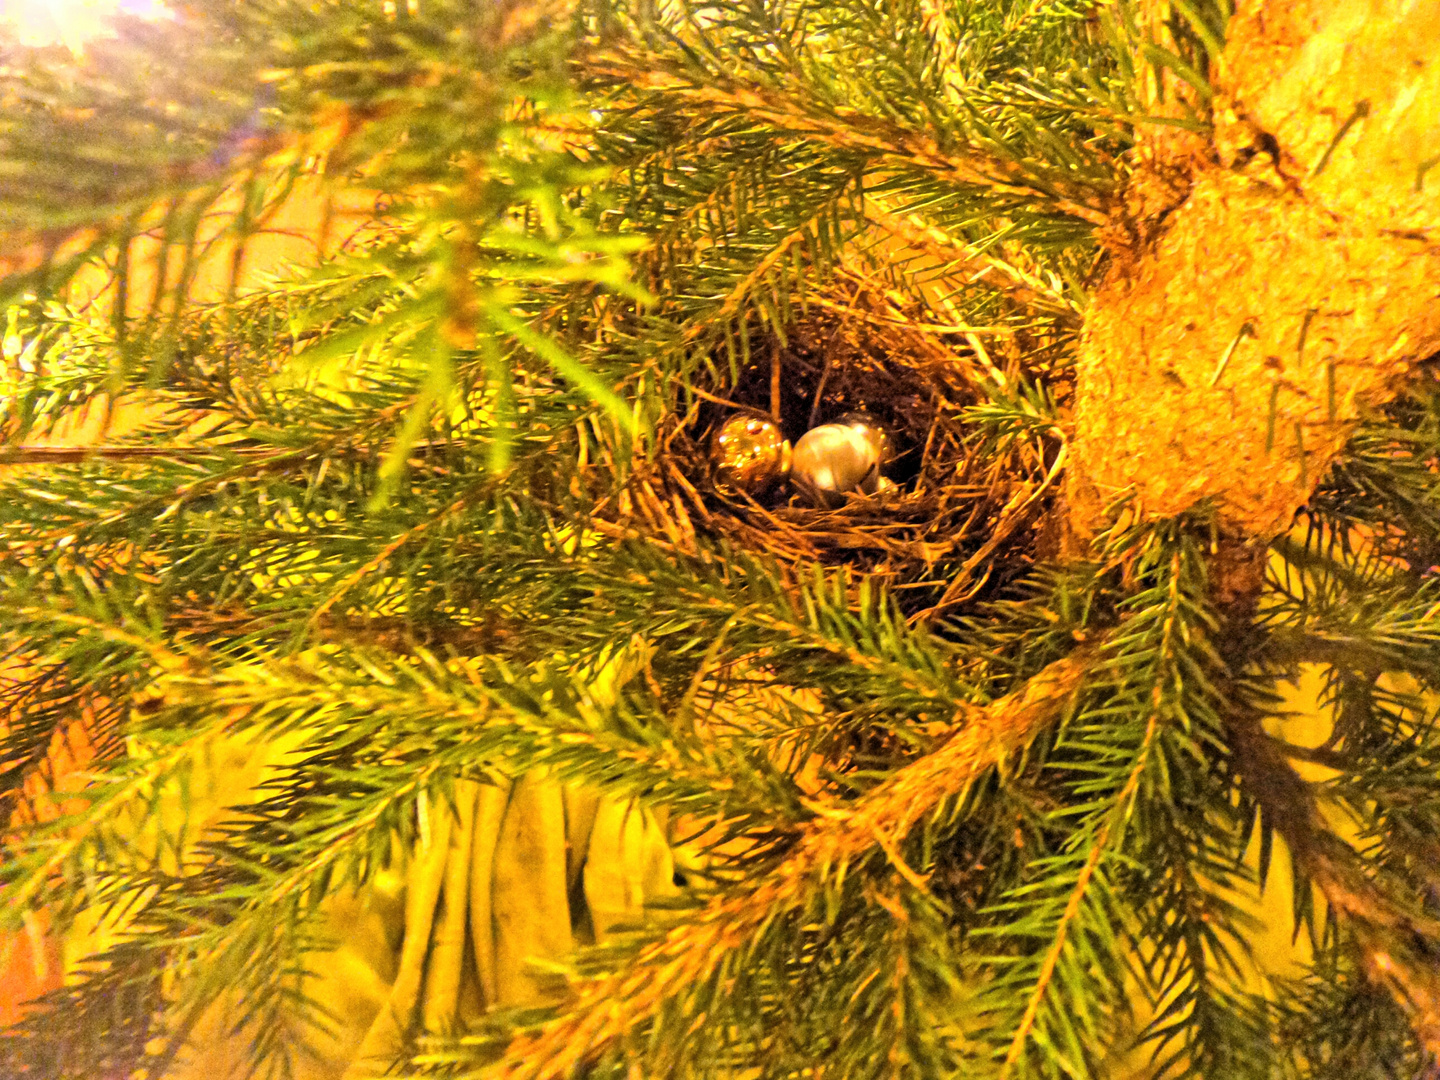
918 434 1067 624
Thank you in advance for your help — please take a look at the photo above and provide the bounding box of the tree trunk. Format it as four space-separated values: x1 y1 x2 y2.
1070 0 1440 541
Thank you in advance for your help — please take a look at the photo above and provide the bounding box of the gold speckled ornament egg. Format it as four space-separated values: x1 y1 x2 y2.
711 413 792 497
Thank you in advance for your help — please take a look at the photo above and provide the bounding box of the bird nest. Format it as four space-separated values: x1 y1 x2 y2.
627 267 1069 622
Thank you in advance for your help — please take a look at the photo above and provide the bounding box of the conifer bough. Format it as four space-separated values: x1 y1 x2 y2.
1 1 1440 1078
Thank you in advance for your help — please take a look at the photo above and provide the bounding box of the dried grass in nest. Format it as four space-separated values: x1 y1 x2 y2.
623 267 1065 623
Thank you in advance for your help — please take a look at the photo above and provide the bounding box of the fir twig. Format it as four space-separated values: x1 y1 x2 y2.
496 649 1092 1078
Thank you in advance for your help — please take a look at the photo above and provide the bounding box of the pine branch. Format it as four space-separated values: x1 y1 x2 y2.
0 662 126 829
1264 579 1440 680
1273 945 1434 1076
677 187 855 348
961 525 1237 1079
0 939 167 1077
862 206 1081 323
494 648 1091 1079
1228 709 1440 1055
580 48 1112 227
0 440 467 465
3 1 1439 1074
998 705 1159 1077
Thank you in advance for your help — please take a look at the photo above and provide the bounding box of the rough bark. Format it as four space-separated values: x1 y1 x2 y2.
1070 0 1440 541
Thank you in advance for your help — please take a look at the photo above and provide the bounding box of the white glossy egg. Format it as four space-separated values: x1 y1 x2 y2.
791 421 885 506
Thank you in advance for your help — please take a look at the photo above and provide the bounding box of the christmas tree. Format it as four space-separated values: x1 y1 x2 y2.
1 0 1439 1076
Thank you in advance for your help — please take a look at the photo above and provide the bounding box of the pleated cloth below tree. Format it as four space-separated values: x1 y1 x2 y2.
166 773 693 1080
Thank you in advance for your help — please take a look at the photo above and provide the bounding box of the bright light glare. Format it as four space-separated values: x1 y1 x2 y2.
0 0 171 51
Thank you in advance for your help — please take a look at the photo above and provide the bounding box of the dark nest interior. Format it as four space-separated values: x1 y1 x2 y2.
642 268 1071 624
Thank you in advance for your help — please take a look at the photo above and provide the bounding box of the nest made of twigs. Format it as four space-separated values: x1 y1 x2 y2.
626 267 1066 622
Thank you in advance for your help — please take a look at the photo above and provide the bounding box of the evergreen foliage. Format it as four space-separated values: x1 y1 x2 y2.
0 1 1437 1077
